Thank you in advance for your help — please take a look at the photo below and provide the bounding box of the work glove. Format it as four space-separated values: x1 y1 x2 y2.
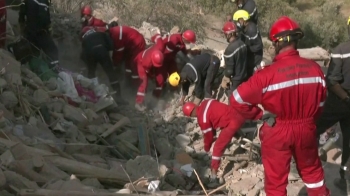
221 76 231 89
135 103 147 112
209 174 217 182
193 97 202 106
107 21 119 29
261 112 276 127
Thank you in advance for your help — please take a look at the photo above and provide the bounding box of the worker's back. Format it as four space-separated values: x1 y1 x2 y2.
257 50 326 120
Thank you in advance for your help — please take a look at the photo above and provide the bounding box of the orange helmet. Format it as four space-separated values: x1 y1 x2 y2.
182 102 196 117
182 30 196 44
151 50 164 67
81 5 92 16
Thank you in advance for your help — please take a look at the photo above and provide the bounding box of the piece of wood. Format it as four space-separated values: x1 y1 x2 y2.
100 116 130 138
137 125 150 155
43 155 132 185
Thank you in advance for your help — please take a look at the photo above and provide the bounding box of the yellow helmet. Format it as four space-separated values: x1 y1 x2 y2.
233 10 250 21
169 72 181 87
348 16 350 25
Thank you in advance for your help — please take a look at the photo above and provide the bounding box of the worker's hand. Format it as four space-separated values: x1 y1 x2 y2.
190 49 201 56
221 76 231 89
261 112 276 127
107 21 119 29
193 97 202 106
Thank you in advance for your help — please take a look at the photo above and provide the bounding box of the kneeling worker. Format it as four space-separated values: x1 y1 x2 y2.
81 26 128 105
169 53 220 106
182 99 245 182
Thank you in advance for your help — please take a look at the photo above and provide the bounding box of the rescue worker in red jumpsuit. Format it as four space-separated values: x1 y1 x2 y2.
229 16 330 195
182 99 245 183
0 0 6 48
81 5 108 29
316 18 350 191
108 26 146 83
135 37 164 111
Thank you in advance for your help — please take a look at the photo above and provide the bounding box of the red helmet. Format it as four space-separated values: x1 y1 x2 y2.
269 16 304 42
182 30 196 44
81 5 92 16
151 50 164 67
182 102 196 117
222 22 237 34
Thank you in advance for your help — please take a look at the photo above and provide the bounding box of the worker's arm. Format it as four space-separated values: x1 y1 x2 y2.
152 34 166 52
211 120 243 171
245 25 263 54
199 122 216 153
18 0 27 24
93 18 108 27
243 0 257 19
229 71 264 120
204 60 220 98
327 46 349 100
224 43 247 89
103 32 114 51
180 70 191 97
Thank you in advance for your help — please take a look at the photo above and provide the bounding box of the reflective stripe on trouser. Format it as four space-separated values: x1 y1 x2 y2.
136 76 147 104
152 67 168 98
260 118 329 196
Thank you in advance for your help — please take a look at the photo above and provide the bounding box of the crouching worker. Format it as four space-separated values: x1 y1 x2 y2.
168 53 220 106
134 46 164 112
81 26 128 105
182 99 245 183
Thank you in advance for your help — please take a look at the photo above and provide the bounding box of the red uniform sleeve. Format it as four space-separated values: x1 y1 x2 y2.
199 123 215 152
229 73 264 120
151 34 165 53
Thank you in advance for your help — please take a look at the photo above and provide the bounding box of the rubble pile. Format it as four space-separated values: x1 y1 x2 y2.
4 8 335 194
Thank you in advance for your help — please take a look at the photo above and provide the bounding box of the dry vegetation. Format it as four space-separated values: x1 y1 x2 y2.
49 0 348 49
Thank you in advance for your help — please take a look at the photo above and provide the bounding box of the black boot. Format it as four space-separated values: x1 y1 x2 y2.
111 83 129 105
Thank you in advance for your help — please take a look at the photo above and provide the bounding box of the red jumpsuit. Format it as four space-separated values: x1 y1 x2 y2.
109 26 146 79
134 38 165 104
196 99 245 171
150 33 187 85
0 0 6 48
229 49 329 196
83 17 107 28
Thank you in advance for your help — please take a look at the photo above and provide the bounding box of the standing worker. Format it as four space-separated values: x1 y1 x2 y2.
316 17 350 191
81 5 108 29
168 53 220 106
0 0 6 48
230 16 329 195
182 99 245 183
18 0 59 68
81 26 128 105
221 21 247 94
108 25 146 84
231 0 258 25
233 10 263 78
